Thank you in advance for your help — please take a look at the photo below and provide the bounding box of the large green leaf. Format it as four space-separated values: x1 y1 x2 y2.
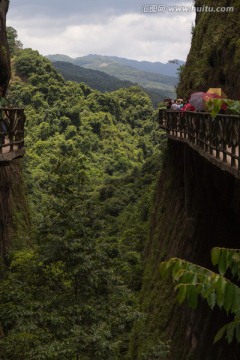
211 247 221 267
218 250 227 275
176 284 187 304
187 284 199 309
231 288 240 313
214 323 228 343
207 292 216 309
224 282 235 313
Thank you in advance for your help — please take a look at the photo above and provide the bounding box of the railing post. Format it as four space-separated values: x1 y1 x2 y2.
0 107 25 161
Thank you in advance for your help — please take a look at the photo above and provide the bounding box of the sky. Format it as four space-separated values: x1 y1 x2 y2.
7 0 196 63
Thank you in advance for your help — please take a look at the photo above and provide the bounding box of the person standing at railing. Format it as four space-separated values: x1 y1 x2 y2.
0 87 7 145
181 102 196 112
171 100 181 110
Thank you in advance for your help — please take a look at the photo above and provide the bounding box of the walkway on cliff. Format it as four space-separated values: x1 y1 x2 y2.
0 108 25 163
159 110 240 179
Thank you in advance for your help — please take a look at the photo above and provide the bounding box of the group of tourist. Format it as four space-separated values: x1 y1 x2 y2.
166 99 196 112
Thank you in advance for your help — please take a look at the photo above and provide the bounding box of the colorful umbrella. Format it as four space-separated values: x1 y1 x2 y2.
207 88 227 98
189 92 206 111
189 92 223 111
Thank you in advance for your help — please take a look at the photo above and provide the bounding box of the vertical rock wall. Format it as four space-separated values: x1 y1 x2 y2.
177 1 240 99
0 161 31 257
0 164 11 255
0 0 10 94
130 140 240 359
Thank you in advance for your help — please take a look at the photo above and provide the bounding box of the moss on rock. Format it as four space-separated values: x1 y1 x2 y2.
177 0 240 99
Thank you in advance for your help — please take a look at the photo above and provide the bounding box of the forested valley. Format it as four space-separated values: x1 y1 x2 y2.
0 31 166 359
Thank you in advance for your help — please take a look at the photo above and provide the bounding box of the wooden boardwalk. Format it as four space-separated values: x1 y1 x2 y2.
0 108 25 162
159 109 240 179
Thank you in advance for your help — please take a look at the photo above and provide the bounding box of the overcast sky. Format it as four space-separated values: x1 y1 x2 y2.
7 0 195 63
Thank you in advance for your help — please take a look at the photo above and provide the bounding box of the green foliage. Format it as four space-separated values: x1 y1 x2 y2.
0 47 165 358
14 48 64 81
6 26 23 55
160 247 240 344
205 98 240 118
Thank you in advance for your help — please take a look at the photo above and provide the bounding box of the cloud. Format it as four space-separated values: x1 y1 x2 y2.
7 1 195 62
9 0 192 18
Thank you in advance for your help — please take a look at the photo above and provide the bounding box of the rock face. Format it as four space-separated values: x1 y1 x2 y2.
129 140 240 359
177 0 240 99
0 1 29 256
0 0 11 255
0 0 10 94
0 161 30 256
130 4 240 352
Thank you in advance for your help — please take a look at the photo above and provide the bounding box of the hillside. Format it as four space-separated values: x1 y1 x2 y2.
47 54 178 90
51 60 175 107
0 47 166 359
47 54 178 106
52 61 134 92
47 53 183 77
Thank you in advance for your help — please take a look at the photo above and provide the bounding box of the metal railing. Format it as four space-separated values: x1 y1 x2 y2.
0 107 26 162
159 109 240 179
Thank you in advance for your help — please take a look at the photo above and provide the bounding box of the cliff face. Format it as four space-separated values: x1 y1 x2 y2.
130 140 240 359
0 161 31 257
0 0 10 94
177 0 240 99
129 3 240 357
0 1 29 256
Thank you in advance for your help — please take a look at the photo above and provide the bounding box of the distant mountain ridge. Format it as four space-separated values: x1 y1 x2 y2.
47 54 182 106
47 54 184 77
52 61 134 92
51 61 175 107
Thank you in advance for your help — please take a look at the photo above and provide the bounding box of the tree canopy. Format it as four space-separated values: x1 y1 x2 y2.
0 45 165 359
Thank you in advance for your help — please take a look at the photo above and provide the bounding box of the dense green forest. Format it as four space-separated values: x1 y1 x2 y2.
0 34 166 359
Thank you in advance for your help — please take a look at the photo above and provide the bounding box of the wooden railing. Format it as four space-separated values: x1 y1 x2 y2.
0 108 26 162
159 109 240 179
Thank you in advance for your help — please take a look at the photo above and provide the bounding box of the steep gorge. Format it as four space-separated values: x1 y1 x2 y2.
130 2 240 358
1 0 240 358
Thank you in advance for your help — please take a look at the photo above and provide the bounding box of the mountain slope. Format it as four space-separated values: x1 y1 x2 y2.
51 60 176 107
47 54 178 105
48 54 178 90
52 61 134 92
47 54 183 77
